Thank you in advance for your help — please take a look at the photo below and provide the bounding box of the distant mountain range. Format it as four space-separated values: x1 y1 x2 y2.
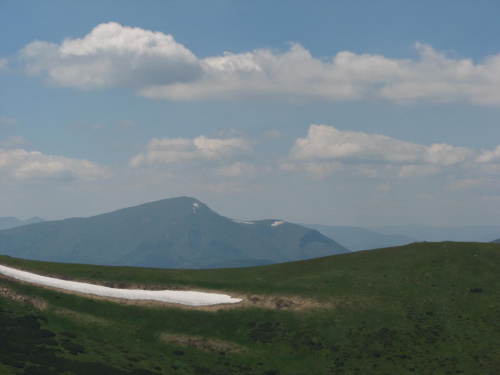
0 197 348 268
303 224 416 251
371 224 500 243
0 216 45 230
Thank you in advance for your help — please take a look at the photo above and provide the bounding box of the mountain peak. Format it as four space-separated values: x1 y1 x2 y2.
0 197 348 268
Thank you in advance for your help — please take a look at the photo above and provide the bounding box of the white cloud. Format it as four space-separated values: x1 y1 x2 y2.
282 124 500 182
20 22 201 90
0 148 110 181
289 124 472 166
476 145 500 163
142 42 500 105
19 23 500 105
130 135 252 167
0 116 18 125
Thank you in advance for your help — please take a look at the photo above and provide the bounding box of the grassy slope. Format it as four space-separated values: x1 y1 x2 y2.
0 241 499 374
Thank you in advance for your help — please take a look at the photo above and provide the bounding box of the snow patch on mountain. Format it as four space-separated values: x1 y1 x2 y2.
232 219 254 224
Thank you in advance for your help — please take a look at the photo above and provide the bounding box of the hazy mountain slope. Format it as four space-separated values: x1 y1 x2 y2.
373 224 500 242
0 241 499 374
0 216 45 230
0 197 348 268
491 238 500 243
304 223 416 251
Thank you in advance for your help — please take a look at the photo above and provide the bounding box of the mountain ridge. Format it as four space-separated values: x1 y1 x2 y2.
0 216 45 230
303 223 416 251
0 196 348 268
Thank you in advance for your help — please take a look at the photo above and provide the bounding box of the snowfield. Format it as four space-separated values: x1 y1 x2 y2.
271 221 285 227
0 264 243 306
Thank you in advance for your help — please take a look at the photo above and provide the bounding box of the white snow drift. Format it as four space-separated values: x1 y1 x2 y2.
0 264 242 306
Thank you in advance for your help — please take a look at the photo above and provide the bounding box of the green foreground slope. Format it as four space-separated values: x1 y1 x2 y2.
0 242 499 375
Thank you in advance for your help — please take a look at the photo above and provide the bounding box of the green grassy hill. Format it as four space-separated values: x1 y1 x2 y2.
1 241 499 374
0 197 348 269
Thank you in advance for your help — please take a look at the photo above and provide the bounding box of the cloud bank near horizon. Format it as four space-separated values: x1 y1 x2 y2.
18 22 500 105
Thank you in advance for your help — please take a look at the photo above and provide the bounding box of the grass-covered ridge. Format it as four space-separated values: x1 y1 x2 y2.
1 242 499 374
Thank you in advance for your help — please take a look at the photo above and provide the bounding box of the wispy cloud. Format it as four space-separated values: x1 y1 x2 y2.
19 22 500 105
0 58 8 71
129 135 252 167
0 116 19 125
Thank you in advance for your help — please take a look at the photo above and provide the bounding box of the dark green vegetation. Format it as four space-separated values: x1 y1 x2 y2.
1 241 499 374
0 197 348 269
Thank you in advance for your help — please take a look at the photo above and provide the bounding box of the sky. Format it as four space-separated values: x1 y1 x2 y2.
1 0 500 227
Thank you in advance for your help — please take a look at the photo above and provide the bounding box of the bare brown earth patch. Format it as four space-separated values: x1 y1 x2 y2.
237 294 332 310
0 283 47 310
158 332 244 354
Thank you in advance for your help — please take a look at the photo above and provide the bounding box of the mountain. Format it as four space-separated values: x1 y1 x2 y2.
0 216 45 230
304 224 416 251
1 241 499 374
372 224 500 243
491 238 500 243
0 197 348 268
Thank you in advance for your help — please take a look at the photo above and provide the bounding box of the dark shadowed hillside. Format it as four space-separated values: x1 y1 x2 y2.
0 197 348 268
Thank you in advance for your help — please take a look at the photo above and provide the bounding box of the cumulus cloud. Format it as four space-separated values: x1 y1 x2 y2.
20 22 201 90
476 145 500 163
283 124 500 180
289 125 472 166
0 148 110 181
130 135 252 167
19 23 500 105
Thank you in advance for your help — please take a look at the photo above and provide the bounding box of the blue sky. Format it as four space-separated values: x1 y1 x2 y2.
1 0 500 227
